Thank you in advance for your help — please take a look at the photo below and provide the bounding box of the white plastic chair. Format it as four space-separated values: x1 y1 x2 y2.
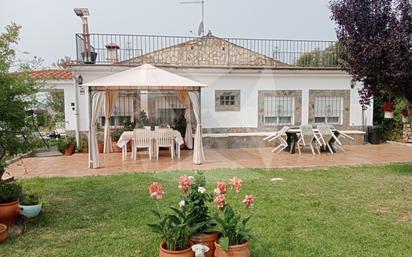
132 129 153 160
334 130 354 152
267 126 290 153
154 130 175 159
317 125 336 154
297 125 322 155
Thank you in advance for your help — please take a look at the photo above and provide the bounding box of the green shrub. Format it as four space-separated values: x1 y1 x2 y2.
0 181 22 204
20 192 40 205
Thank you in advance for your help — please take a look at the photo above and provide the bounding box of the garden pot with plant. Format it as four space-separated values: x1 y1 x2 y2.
177 173 219 257
79 137 88 153
19 193 42 218
0 224 8 243
401 108 409 123
111 128 124 153
0 181 22 226
98 141 104 153
213 177 254 257
384 102 394 119
147 182 197 257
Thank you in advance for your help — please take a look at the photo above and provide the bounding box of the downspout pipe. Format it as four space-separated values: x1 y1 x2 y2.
73 76 80 147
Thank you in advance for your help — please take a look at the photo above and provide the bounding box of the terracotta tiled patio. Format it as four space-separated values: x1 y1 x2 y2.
6 143 412 179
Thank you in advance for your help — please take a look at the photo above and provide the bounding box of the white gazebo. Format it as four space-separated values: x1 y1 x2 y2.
83 64 207 169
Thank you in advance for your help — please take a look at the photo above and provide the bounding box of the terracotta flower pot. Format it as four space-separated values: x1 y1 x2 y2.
0 224 7 244
112 140 122 153
214 241 250 257
65 144 75 156
98 143 104 153
0 199 21 226
190 232 220 257
159 242 194 257
80 147 88 153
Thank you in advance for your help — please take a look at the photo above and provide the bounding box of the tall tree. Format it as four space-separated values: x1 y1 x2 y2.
0 23 38 178
330 0 412 122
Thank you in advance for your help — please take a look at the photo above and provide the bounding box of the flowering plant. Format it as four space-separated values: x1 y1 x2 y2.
147 182 204 251
401 107 408 117
383 102 394 112
179 172 216 234
213 176 255 251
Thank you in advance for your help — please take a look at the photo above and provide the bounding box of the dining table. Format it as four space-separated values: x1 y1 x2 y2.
117 129 184 160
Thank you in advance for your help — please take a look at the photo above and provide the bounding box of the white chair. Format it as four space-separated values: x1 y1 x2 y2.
334 130 354 152
297 125 322 155
154 130 175 159
317 125 336 154
267 126 289 153
132 129 153 160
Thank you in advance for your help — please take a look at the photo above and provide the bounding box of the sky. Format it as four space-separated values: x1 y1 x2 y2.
0 0 337 67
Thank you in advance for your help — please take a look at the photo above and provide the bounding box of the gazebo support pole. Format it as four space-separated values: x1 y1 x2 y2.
88 87 93 168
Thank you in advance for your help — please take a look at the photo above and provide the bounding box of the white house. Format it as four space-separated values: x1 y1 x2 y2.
41 33 372 148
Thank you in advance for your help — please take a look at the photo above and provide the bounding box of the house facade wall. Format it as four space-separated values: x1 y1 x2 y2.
66 66 373 136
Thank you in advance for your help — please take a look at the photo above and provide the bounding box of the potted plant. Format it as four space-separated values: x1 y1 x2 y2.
19 193 42 218
173 114 187 149
0 223 7 243
384 102 394 119
147 182 196 257
0 181 22 225
97 140 104 153
111 128 124 153
79 137 88 153
213 177 254 257
177 173 218 257
57 136 76 156
401 108 409 123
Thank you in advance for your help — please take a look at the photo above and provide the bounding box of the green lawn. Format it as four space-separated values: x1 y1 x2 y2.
1 165 411 257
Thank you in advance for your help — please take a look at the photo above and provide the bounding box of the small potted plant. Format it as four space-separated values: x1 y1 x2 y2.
213 177 254 257
401 108 409 123
178 173 218 257
111 128 124 153
384 102 394 119
147 182 196 257
0 223 7 243
19 193 42 218
79 137 88 153
0 180 22 226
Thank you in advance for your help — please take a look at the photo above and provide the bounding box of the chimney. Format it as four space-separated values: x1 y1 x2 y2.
105 43 120 63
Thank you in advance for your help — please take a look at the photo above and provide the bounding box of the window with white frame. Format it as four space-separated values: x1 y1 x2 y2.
263 96 294 125
99 93 134 127
314 96 343 124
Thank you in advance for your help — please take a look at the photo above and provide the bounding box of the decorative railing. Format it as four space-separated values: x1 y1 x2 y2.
75 33 340 68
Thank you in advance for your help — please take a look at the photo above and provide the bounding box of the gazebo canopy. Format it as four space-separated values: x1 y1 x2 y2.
83 63 207 90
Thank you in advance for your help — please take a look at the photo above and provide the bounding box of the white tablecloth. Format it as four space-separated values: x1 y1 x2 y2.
117 130 184 160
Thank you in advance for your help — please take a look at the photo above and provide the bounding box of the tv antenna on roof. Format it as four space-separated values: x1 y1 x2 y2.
179 0 205 36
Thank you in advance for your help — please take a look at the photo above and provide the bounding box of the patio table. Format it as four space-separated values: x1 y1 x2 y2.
117 130 184 160
285 128 338 154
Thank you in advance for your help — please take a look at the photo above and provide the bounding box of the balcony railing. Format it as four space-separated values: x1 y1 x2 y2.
75 33 340 68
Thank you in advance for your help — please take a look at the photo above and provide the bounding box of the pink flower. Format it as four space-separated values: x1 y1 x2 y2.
178 175 193 192
242 195 255 208
214 194 226 209
216 182 227 194
148 182 165 200
230 177 242 193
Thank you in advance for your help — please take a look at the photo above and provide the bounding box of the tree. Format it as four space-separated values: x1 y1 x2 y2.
0 23 38 178
296 44 341 67
330 0 412 123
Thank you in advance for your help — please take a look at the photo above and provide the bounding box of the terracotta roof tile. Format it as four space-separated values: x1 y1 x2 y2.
27 69 73 80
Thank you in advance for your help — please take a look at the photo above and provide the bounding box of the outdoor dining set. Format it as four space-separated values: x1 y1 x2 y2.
263 124 354 155
116 127 184 161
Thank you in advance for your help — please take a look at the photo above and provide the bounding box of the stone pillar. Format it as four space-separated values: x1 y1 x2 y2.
402 123 412 143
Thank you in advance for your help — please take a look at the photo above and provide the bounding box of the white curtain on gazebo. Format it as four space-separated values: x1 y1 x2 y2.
103 90 119 153
188 91 205 164
89 91 104 168
176 91 193 149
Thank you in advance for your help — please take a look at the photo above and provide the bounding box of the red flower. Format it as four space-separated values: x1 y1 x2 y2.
242 195 255 208
148 182 165 200
230 177 242 193
401 108 408 117
178 175 193 192
214 194 226 209
216 182 227 194
383 103 394 112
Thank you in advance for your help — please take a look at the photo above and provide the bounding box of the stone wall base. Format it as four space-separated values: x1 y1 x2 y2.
402 123 412 143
